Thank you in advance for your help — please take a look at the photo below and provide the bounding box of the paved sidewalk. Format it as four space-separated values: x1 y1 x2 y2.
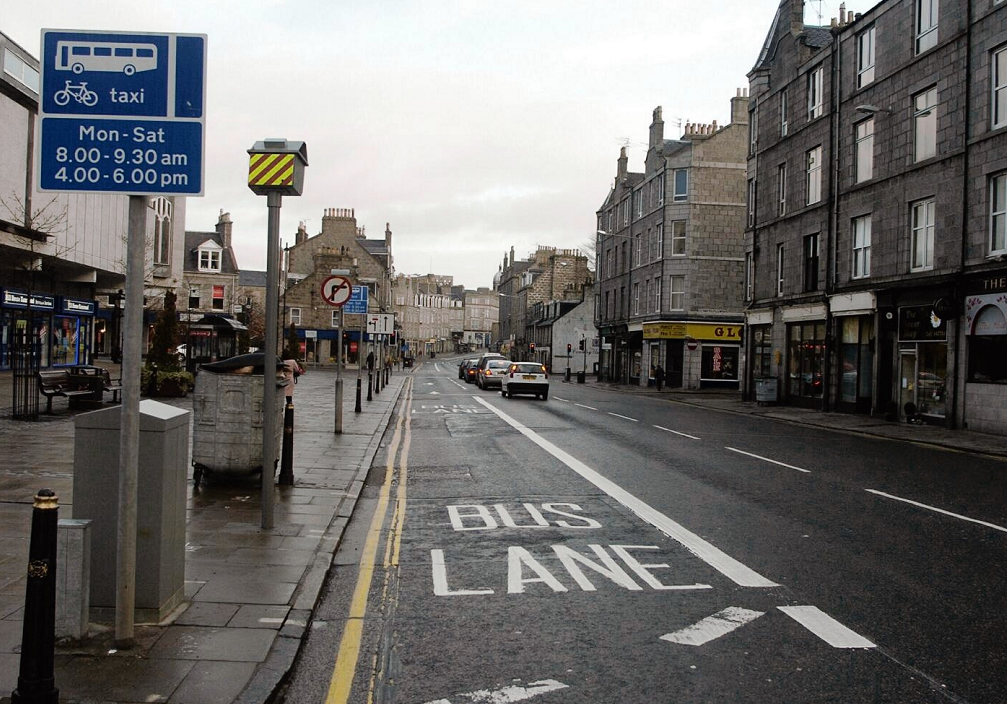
0 366 406 703
581 376 1007 459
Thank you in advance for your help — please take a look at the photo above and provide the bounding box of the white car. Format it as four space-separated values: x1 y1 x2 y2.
500 361 550 399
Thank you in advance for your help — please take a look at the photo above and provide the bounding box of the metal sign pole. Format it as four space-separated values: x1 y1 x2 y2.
114 195 145 646
261 191 282 530
335 308 344 433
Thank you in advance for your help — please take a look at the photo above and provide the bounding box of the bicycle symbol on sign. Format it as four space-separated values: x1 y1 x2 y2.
53 81 98 107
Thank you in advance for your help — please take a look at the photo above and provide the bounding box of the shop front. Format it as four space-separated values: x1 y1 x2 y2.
643 321 742 390
52 297 97 367
830 292 877 415
962 281 1007 433
1 288 55 370
896 304 949 424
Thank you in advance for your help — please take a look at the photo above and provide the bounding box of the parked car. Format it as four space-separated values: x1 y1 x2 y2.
458 357 480 380
463 359 482 383
501 362 550 399
476 358 512 390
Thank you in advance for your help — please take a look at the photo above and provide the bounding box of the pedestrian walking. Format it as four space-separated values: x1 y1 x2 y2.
366 349 375 372
654 364 665 392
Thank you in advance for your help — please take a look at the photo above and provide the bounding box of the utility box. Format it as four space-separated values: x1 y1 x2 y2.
755 377 778 405
73 400 189 623
191 370 284 485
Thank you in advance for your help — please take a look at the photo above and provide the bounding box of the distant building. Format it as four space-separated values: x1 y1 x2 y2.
182 210 241 320
284 209 394 364
595 94 749 389
391 273 459 355
463 287 499 349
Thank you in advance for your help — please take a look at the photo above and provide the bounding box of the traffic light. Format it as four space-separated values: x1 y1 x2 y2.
566 343 572 354
529 342 536 353
578 339 585 351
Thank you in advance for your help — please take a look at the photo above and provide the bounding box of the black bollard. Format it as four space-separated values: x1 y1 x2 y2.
278 402 295 486
355 378 362 413
367 373 373 402
374 370 380 396
12 489 60 704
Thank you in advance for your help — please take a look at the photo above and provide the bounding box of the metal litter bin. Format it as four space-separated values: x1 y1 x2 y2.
191 353 287 487
755 377 778 405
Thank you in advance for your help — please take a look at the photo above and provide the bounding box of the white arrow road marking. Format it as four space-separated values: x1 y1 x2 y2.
654 425 699 440
725 447 811 473
660 606 764 646
473 397 778 588
778 606 876 648
420 679 569 704
866 489 1007 534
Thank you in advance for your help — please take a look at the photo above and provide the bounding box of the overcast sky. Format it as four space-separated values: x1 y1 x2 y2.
6 0 839 290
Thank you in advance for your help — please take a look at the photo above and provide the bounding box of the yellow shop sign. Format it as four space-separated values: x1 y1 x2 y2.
643 322 742 341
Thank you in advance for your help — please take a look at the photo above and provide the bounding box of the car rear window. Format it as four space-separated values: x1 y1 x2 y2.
512 363 542 373
487 359 510 369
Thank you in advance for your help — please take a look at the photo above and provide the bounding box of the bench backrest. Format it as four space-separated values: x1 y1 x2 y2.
38 370 72 389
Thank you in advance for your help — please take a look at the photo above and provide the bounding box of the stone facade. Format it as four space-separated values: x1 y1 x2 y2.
745 0 1007 433
596 92 748 389
391 273 459 356
463 287 498 349
283 209 394 364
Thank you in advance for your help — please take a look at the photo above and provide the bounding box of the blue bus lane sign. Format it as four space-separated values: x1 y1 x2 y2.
37 29 206 196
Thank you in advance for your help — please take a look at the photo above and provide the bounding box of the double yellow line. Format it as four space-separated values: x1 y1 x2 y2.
325 378 413 704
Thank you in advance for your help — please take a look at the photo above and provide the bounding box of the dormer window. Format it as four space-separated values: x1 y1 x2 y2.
197 241 222 272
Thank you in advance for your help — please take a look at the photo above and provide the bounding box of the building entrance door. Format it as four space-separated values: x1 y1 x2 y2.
666 340 683 388
899 352 917 421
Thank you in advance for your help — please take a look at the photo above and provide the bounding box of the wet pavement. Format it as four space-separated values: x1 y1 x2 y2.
0 363 404 704
1 361 1005 703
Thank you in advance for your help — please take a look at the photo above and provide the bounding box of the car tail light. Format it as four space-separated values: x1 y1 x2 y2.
510 371 515 378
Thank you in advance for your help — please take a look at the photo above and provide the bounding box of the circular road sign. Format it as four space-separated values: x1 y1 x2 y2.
321 275 352 307
686 338 699 351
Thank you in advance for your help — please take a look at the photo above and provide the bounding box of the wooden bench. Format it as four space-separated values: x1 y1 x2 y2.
37 370 92 413
100 368 122 403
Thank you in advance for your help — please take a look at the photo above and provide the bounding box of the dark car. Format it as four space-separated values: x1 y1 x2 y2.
403 356 414 368
458 357 480 380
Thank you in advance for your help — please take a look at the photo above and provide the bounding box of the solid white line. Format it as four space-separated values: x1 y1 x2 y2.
777 606 876 648
608 412 638 422
473 397 778 588
654 425 700 440
575 403 598 410
660 607 764 646
866 489 1007 534
725 447 811 474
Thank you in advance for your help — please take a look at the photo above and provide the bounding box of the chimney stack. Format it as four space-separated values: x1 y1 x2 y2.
617 146 628 180
295 221 308 245
731 87 750 125
385 222 392 252
791 0 805 36
215 209 233 249
649 107 665 149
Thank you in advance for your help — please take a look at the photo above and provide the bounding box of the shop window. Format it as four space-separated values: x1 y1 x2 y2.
701 345 738 382
969 305 1007 382
916 342 947 417
787 322 825 400
751 326 773 378
839 316 874 406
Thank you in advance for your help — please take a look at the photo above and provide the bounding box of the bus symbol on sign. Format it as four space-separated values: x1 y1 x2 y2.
56 40 158 76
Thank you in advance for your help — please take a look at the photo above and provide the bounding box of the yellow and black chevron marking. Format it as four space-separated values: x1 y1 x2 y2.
248 152 294 187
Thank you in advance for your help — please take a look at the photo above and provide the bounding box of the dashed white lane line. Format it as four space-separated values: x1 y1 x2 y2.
654 425 700 440
473 396 779 588
660 607 765 646
866 489 1007 534
777 606 876 648
608 412 638 422
553 396 570 402
725 447 811 474
575 403 598 410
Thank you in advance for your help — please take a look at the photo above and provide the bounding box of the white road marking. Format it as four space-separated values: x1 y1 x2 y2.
429 391 440 395
473 397 778 588
654 425 700 440
725 447 811 474
552 396 570 402
420 679 569 704
866 489 1007 534
607 412 638 422
660 606 764 646
777 606 876 648
451 381 466 389
575 403 598 410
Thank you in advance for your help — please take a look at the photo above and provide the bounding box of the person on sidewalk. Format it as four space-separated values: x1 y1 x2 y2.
366 349 375 372
654 364 665 392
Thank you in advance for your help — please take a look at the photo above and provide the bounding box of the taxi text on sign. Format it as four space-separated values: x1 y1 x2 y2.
643 322 742 341
37 29 206 196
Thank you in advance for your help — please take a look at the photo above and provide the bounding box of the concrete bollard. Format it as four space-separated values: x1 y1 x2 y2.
56 519 91 641
12 489 60 704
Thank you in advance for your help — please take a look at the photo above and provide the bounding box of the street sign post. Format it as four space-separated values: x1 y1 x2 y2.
38 30 206 195
344 286 368 315
37 27 207 648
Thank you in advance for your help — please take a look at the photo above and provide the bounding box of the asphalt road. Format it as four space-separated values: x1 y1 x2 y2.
280 356 1007 704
